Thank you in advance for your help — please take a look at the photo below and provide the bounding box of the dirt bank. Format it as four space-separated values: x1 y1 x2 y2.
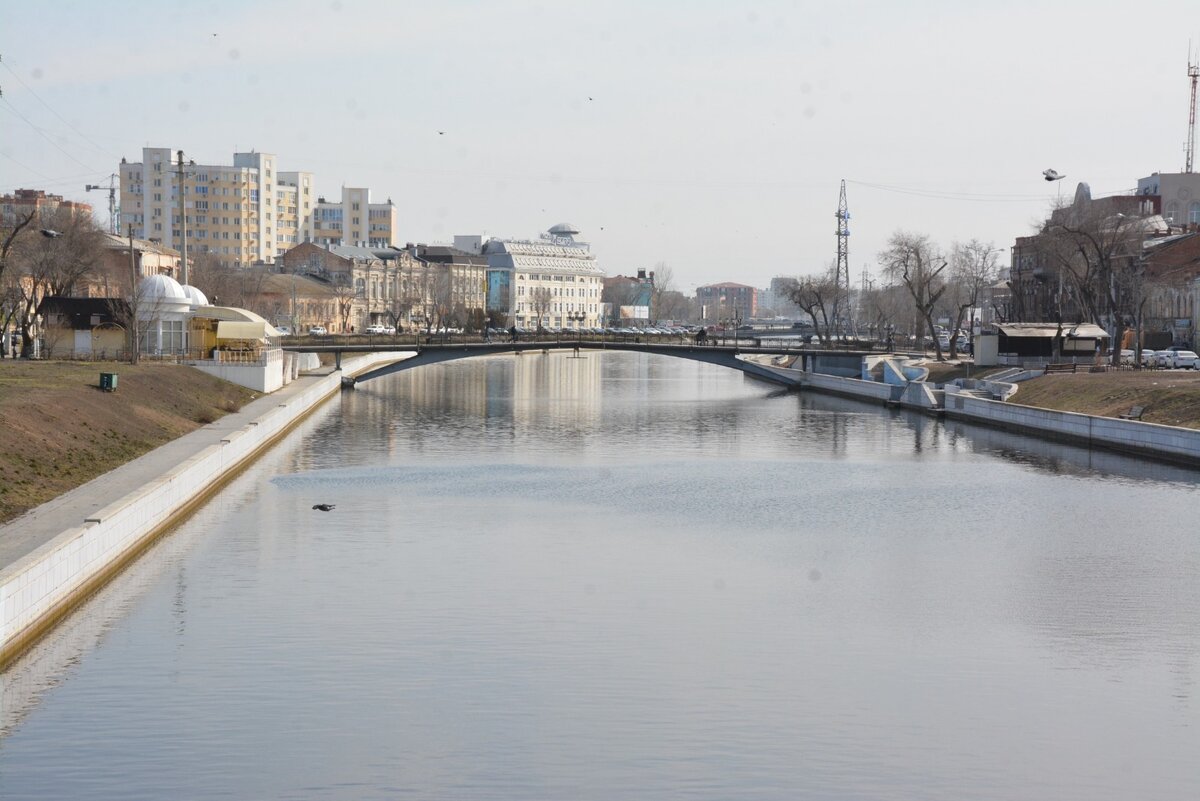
0 361 256 523
1008 370 1200 429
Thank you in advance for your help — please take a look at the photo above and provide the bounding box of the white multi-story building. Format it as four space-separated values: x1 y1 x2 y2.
480 223 604 329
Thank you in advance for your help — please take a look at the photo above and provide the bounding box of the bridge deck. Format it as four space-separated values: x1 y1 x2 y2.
281 337 892 387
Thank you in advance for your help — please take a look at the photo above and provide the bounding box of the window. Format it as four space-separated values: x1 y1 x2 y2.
1191 202 1200 225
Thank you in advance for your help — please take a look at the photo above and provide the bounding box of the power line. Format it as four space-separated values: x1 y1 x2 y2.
0 93 100 173
0 55 116 159
846 179 1048 202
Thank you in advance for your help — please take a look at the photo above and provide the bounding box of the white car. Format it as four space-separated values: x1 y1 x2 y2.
1166 350 1198 369
1139 349 1158 367
364 324 387 335
308 326 328 336
1118 349 1135 365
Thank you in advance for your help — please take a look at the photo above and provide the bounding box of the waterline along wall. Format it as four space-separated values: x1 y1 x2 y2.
943 392 1200 465
0 353 409 666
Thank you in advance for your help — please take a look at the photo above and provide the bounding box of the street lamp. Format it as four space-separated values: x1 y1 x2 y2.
567 310 586 342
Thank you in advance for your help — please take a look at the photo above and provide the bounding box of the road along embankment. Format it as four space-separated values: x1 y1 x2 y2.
0 352 412 666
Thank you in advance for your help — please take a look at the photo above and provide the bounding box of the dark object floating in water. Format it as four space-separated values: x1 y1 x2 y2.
312 504 335 512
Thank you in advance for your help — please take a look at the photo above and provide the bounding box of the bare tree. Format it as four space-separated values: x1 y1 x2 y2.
328 274 360 333
879 231 949 360
945 239 999 358
1043 203 1147 365
529 287 553 330
787 268 841 344
0 211 35 356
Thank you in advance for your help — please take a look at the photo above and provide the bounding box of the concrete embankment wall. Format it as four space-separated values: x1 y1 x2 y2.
802 371 902 403
943 393 1200 465
0 352 406 665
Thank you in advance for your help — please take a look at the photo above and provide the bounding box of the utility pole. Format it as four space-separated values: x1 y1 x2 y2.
176 150 189 285
128 223 140 364
835 179 851 336
85 174 119 234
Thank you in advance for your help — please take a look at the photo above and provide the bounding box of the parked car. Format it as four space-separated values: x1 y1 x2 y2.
274 325 292 336
308 326 328 336
1118 349 1136 366
1166 350 1199 369
1154 350 1175 368
1139 349 1158 367
364 324 387 335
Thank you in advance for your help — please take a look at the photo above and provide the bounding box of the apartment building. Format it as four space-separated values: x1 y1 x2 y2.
696 282 757 324
120 147 287 268
1 189 92 222
312 188 398 248
118 148 397 269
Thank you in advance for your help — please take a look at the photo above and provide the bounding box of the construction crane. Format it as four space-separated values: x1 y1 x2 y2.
85 174 119 234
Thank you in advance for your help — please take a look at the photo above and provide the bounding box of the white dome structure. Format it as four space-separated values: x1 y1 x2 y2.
548 222 580 236
181 284 209 308
138 274 191 313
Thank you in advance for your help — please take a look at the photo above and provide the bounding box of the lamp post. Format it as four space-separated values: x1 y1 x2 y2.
567 310 586 342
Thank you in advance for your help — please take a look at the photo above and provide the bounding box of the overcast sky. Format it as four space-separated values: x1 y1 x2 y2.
2 0 1198 292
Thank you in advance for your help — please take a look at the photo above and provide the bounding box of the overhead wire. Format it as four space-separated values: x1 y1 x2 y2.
0 97 100 174
0 55 117 160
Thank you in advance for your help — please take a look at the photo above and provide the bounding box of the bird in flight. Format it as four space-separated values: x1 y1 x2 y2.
437 131 445 135
312 504 335 512
1043 169 1065 182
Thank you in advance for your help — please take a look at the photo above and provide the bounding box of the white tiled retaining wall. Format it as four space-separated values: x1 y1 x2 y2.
801 372 901 402
944 394 1200 464
0 352 408 662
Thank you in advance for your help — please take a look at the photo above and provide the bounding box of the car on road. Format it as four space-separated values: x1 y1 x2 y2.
308 326 328 336
274 325 292 336
1166 350 1198 369
364 324 392 335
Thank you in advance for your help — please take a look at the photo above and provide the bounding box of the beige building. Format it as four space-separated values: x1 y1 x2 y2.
312 188 398 248
119 148 330 269
79 234 182 298
1 189 92 223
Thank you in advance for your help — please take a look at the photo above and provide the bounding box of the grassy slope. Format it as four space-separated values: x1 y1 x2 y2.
0 361 257 524
1007 371 1200 429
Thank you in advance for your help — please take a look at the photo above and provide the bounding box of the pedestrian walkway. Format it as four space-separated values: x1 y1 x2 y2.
0 366 340 571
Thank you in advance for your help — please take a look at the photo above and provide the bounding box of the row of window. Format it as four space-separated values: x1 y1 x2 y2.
518 273 599 283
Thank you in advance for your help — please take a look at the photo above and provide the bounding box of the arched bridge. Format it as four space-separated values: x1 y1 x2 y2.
284 337 877 387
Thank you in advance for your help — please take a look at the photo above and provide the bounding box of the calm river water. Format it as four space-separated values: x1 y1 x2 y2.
2 353 1199 800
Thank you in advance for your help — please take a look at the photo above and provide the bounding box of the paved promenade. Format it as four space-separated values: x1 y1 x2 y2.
0 365 341 572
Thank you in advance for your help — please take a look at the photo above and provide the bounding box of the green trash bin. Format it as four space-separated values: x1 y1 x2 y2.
99 372 117 392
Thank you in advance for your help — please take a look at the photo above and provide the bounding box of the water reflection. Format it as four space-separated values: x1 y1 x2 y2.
2 353 1198 801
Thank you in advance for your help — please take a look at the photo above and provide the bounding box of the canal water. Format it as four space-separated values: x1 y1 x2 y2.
2 353 1198 800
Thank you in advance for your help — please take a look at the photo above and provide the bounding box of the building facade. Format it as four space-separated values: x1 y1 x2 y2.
312 188 398 248
119 147 397 269
1 189 92 222
481 224 604 330
696 282 757 325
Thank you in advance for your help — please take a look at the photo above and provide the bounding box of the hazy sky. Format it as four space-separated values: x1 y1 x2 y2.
2 0 1198 292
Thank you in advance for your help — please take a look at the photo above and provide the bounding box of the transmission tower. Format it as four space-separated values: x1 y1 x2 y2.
835 179 851 333
1186 51 1199 174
